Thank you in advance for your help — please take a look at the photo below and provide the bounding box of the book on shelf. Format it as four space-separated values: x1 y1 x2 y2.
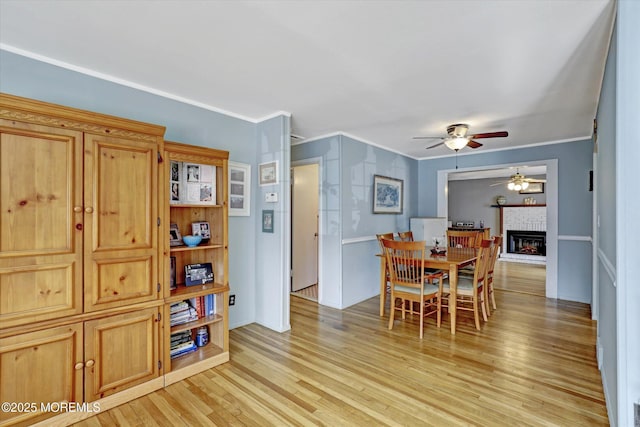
170 340 197 358
170 300 198 326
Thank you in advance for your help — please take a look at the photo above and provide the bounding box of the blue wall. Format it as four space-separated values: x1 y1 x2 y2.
595 18 617 425
419 141 593 303
292 134 418 308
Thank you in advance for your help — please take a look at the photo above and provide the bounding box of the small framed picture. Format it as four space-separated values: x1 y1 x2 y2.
262 209 274 233
170 256 177 290
259 161 278 186
169 223 182 246
184 263 214 287
186 164 200 182
192 221 210 242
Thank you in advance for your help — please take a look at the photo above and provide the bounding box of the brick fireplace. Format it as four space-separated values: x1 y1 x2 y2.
499 205 546 264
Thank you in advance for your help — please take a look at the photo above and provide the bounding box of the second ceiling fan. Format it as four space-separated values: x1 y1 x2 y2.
414 123 508 151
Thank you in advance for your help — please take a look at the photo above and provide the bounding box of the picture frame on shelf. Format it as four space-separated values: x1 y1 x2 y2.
520 182 544 194
184 262 214 287
170 256 177 290
169 223 182 246
169 161 182 204
373 175 403 214
191 221 210 242
228 161 251 216
259 161 278 186
262 209 274 233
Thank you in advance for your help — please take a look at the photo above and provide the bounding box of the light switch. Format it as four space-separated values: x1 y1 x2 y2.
265 192 278 203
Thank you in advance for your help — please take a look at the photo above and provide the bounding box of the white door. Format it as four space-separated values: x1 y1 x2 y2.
291 164 319 292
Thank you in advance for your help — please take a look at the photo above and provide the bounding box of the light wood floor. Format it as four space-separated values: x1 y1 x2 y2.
73 263 606 426
493 259 546 296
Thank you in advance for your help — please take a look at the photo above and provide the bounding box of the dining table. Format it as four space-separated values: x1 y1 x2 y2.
378 246 478 335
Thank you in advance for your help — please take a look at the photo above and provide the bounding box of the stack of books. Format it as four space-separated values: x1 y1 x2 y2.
189 295 215 318
170 330 196 359
170 301 198 327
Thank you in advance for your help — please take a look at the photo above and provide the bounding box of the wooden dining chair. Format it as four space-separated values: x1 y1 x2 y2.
441 239 492 330
446 229 481 248
485 235 503 315
397 230 414 241
376 233 395 315
382 239 442 338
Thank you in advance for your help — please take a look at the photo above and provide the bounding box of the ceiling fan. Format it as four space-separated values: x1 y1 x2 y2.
414 123 508 151
490 169 546 191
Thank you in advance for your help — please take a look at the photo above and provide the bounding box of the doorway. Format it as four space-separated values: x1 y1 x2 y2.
291 163 319 301
438 159 558 299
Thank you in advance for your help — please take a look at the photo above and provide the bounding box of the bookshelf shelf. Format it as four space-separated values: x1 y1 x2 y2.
166 283 229 303
170 243 223 253
170 313 224 334
170 343 225 371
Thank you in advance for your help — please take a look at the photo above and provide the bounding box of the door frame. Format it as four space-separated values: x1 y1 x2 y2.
436 159 558 299
291 157 323 304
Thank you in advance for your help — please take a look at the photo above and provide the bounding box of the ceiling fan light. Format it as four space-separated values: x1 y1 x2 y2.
522 181 529 190
444 137 468 151
514 183 522 191
507 182 515 190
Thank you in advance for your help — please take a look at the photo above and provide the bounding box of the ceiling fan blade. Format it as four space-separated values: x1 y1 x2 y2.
471 131 509 139
467 140 483 149
425 141 445 150
526 179 547 183
413 136 443 140
490 182 507 186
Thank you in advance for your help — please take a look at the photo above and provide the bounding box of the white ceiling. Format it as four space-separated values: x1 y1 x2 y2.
0 0 615 159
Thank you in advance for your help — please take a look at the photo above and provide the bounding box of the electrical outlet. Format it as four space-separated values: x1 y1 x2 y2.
229 294 236 306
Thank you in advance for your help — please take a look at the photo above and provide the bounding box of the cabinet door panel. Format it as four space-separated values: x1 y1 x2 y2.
0 120 83 327
84 308 159 401
89 255 153 306
84 134 158 311
0 324 83 426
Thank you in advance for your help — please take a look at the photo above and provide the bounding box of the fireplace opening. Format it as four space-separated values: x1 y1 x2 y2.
506 230 546 256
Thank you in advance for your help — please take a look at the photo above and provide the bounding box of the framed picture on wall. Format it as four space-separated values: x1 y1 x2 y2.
259 161 278 186
373 175 403 214
520 182 544 194
262 209 274 233
228 161 251 216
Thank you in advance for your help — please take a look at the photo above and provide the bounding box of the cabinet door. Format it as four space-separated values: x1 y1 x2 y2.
0 119 83 328
83 307 160 401
83 134 159 312
0 324 84 426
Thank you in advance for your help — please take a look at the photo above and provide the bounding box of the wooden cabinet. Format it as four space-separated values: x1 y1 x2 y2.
0 93 165 426
0 94 231 426
162 141 229 385
0 308 160 426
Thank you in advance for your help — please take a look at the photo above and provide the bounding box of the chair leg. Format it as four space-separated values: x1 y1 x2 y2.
490 286 497 310
419 299 424 339
436 294 442 328
480 289 488 323
473 298 481 330
388 296 396 330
